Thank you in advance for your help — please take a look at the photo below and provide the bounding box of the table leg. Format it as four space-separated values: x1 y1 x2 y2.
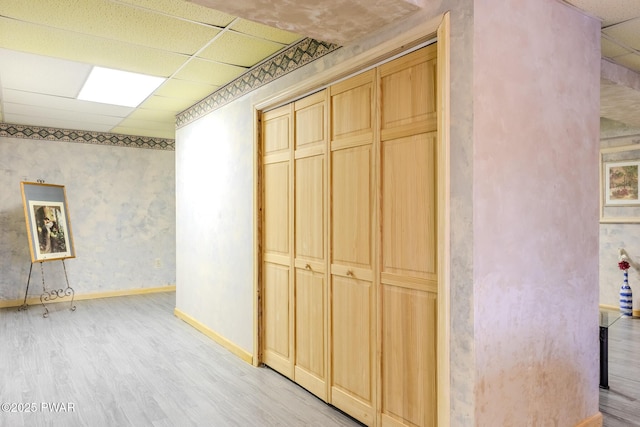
599 325 609 389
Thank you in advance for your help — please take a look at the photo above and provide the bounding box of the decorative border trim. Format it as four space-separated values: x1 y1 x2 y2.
0 123 175 151
176 37 340 128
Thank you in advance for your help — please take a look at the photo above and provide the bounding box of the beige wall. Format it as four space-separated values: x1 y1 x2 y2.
176 0 602 424
473 0 601 425
0 136 176 301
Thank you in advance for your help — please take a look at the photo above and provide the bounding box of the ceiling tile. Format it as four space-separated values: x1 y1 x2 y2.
0 17 188 77
0 0 222 55
173 58 246 85
0 49 91 97
154 78 219 101
4 102 125 126
116 116 175 132
229 18 302 44
4 112 118 133
110 124 175 139
610 52 640 71
2 89 135 117
601 37 632 59
565 0 640 27
115 0 236 26
126 108 178 123
198 31 286 67
603 18 640 50
138 95 196 112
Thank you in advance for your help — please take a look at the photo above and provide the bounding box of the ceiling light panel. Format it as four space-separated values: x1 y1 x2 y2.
173 58 246 85
78 67 166 108
0 17 188 77
198 31 287 67
229 18 302 44
0 0 222 55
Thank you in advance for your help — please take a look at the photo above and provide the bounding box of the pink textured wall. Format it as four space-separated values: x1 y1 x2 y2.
473 0 601 425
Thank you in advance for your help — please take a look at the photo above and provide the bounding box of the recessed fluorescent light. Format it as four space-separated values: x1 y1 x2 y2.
77 66 165 108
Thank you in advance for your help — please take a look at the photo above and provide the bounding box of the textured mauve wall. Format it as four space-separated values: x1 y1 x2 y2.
0 137 176 301
473 0 601 425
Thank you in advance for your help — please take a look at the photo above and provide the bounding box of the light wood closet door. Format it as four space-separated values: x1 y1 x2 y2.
379 45 438 427
329 70 376 426
293 91 328 400
262 105 294 378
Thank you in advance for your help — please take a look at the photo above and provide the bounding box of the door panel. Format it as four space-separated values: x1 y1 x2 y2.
381 285 437 427
262 262 292 376
331 145 372 268
381 133 436 279
329 70 376 425
262 106 294 379
378 44 438 427
295 268 326 399
295 155 324 261
331 274 375 425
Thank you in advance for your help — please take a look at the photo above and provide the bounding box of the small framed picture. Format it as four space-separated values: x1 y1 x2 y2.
21 182 75 263
604 160 640 206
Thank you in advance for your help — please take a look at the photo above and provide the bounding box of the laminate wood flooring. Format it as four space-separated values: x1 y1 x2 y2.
0 292 362 427
600 316 640 427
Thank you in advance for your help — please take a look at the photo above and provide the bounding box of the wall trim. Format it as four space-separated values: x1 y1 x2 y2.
574 412 602 427
174 307 254 365
0 122 175 150
0 285 176 309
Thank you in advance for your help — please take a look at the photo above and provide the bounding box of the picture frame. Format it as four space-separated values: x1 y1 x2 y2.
604 160 640 206
600 144 640 223
20 182 75 263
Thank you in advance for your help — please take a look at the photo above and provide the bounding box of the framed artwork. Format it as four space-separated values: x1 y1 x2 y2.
604 160 640 206
20 182 75 262
600 144 640 223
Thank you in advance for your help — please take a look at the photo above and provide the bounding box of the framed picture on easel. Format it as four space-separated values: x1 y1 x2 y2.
20 182 75 263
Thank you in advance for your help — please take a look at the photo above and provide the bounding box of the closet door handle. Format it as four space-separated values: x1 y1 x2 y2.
346 270 354 277
305 264 311 270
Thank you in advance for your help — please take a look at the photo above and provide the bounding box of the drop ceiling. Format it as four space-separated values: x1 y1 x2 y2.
0 0 303 140
1 1 640 142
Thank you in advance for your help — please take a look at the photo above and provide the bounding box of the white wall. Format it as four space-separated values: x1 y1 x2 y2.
473 0 601 425
0 136 176 301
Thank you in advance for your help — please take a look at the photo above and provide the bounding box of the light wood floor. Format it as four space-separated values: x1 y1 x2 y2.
0 292 362 427
600 316 640 427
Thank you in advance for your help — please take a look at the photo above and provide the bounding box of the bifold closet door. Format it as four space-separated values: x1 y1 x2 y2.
329 70 376 426
293 90 328 400
262 105 294 379
378 45 438 427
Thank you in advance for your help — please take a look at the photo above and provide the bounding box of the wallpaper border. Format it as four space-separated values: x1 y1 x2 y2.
0 123 175 151
176 37 340 128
